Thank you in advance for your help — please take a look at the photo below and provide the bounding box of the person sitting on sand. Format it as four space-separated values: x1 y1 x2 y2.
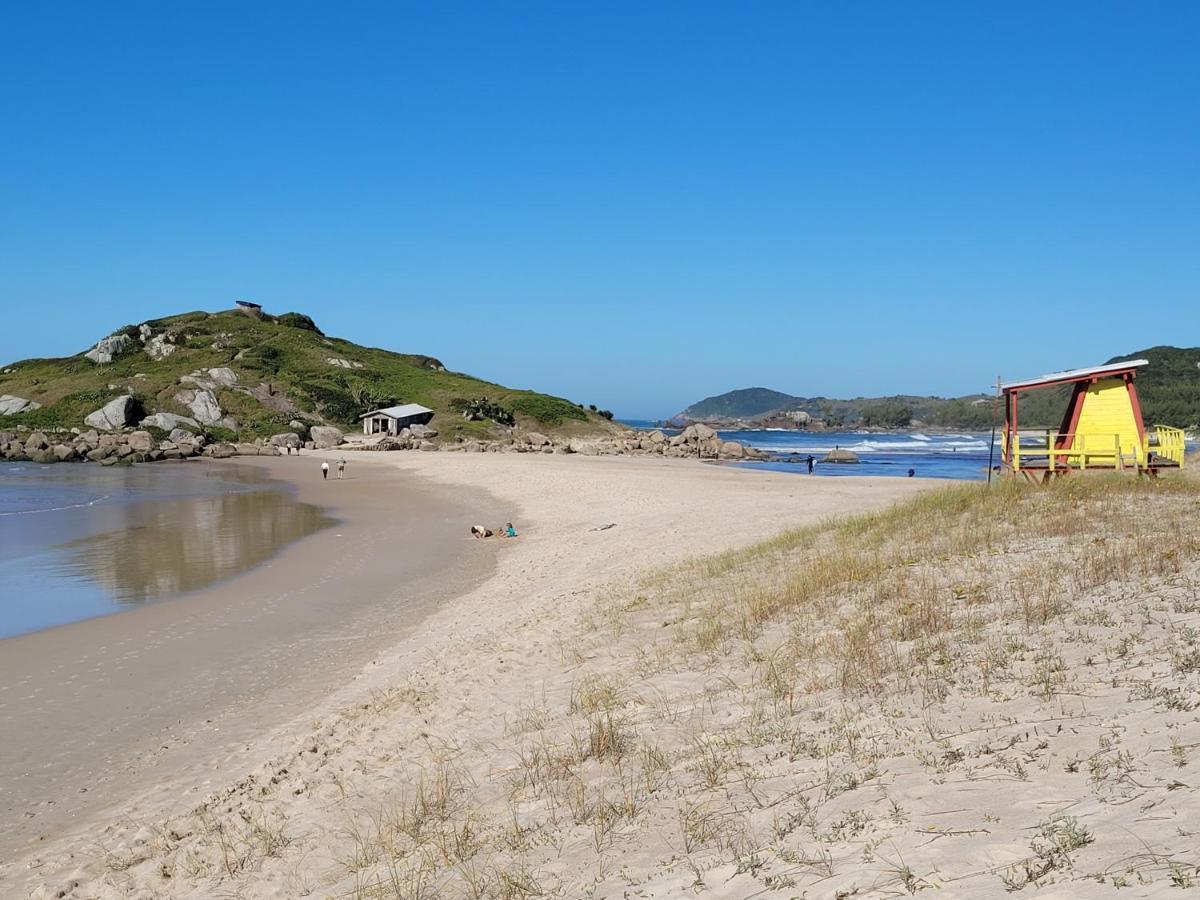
470 524 494 539
503 522 517 537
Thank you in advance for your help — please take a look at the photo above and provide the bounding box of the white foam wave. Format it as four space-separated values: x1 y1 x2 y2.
0 494 113 517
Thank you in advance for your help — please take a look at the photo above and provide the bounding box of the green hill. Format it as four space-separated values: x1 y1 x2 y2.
681 347 1200 431
0 306 614 441
682 387 804 419
1108 346 1200 428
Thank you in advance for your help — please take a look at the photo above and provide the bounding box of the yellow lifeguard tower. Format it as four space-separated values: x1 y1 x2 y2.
1000 359 1186 481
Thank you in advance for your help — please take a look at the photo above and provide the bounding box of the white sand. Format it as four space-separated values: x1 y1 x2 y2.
3 454 932 897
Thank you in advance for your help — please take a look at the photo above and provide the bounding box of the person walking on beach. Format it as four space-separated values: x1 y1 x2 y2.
806 454 815 474
321 460 329 480
336 457 346 479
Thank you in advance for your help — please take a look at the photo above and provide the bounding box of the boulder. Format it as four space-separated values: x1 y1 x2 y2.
822 448 860 464
568 439 600 455
692 423 716 441
52 443 77 461
207 367 238 386
140 412 199 432
409 423 438 439
169 428 203 446
86 447 110 461
79 429 100 447
418 440 438 451
525 432 551 447
269 432 302 449
0 395 40 415
138 324 153 342
145 333 176 360
648 430 667 444
24 431 50 451
85 395 137 431
181 389 224 426
234 443 263 456
84 333 131 364
126 431 155 453
309 426 344 449
720 440 746 459
205 442 237 459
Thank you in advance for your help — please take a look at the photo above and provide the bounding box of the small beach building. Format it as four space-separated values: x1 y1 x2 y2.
999 359 1185 480
360 403 434 436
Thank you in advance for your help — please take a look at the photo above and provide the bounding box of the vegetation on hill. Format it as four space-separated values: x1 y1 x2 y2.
1109 346 1200 429
683 346 1200 430
0 308 615 440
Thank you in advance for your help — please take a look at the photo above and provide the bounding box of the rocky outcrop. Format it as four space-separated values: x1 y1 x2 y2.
326 358 364 369
822 448 860 463
84 395 137 431
0 424 204 464
269 432 301 449
145 333 176 360
84 333 131 364
0 395 40 415
140 412 199 431
174 388 225 426
309 426 344 449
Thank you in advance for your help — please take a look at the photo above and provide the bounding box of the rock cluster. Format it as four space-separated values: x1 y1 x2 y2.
1 427 207 464
367 424 767 461
83 333 132 364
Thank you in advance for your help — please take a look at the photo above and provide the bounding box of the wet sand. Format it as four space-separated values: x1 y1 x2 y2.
0 455 504 858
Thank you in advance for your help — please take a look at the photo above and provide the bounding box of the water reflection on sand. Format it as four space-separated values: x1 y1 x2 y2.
59 483 332 605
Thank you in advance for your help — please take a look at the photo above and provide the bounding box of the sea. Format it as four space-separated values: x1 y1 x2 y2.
620 422 994 480
0 461 330 638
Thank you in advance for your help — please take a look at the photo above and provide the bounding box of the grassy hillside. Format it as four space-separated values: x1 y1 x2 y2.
0 308 615 440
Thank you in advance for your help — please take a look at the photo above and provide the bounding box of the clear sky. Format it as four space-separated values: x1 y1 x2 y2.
2 3 1197 418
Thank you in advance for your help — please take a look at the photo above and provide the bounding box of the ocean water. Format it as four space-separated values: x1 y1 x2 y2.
0 461 331 638
620 422 993 480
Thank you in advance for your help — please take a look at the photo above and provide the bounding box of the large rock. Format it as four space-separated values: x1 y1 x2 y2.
568 438 600 455
692 423 716 441
647 429 667 444
169 428 200 445
140 412 199 432
205 442 237 459
525 432 551 447
0 395 41 415
84 333 131 364
52 444 78 461
84 395 137 431
126 431 155 452
720 440 746 459
24 431 50 451
822 448 860 464
309 426 344 449
409 423 438 439
145 333 176 360
269 432 301 449
175 389 224 426
206 367 238 386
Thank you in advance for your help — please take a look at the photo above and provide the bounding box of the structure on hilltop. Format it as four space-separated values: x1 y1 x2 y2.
999 359 1186 481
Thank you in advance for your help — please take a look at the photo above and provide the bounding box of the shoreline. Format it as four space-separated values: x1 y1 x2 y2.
0 455 506 860
3 451 936 896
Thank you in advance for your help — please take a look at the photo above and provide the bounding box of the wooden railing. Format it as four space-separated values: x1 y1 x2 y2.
1151 425 1187 467
1005 427 1186 472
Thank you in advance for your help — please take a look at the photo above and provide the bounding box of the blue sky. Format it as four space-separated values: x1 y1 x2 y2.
2 3 1197 418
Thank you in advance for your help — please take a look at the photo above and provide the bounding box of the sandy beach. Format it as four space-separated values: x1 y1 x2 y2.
1 453 930 896
0 455 504 860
